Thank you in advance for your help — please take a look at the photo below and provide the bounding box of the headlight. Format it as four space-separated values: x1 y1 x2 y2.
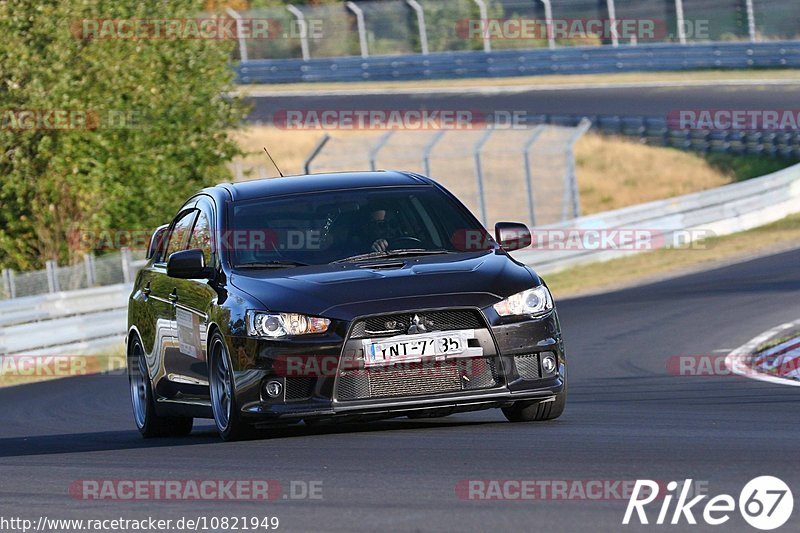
247 311 330 338
493 285 553 317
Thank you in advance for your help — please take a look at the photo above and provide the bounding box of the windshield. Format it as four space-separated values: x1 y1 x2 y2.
227 186 494 267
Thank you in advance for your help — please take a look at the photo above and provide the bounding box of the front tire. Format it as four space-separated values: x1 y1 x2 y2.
502 373 567 422
128 335 193 437
209 332 253 441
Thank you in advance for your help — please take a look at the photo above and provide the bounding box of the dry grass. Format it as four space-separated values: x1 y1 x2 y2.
574 133 733 214
545 213 800 299
235 69 800 94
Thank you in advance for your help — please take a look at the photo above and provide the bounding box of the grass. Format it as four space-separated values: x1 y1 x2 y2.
756 331 800 354
575 135 797 214
235 69 800 94
544 213 800 299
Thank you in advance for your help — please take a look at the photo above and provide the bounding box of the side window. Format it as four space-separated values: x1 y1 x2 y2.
189 210 214 267
164 210 197 260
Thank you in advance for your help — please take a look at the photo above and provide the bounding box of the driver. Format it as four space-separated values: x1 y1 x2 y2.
363 204 402 252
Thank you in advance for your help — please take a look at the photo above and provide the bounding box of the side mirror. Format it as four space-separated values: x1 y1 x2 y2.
495 222 532 251
167 249 209 279
147 224 169 260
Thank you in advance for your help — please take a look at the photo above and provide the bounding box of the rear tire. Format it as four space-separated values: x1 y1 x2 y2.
128 335 193 438
502 374 567 422
209 332 254 441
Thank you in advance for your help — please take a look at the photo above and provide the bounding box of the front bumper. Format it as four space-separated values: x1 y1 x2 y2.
227 308 565 423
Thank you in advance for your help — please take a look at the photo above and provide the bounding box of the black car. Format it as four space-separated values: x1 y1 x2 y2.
127 171 566 440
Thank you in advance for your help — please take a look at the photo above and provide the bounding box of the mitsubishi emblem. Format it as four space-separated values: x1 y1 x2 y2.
407 314 428 334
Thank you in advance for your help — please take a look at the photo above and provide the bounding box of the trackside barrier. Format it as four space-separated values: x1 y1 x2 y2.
235 41 800 84
0 284 131 356
513 161 800 274
1 249 146 301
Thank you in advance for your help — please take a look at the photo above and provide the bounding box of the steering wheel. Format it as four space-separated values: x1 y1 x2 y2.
389 236 423 249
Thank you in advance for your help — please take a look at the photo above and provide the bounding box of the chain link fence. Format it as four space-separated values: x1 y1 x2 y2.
239 0 799 61
304 122 590 228
1 249 147 301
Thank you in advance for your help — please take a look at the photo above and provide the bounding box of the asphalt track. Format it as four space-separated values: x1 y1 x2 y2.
246 84 800 123
1 246 799 532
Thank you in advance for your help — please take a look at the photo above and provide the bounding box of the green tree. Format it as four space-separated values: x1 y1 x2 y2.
0 0 246 270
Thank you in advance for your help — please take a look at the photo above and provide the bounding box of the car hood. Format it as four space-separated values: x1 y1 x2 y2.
229 251 540 320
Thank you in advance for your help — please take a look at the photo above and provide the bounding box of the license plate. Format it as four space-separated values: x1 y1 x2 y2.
364 331 471 367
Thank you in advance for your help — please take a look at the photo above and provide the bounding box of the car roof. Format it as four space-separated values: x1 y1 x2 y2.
213 170 433 202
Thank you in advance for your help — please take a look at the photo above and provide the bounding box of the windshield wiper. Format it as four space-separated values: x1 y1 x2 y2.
332 249 451 264
235 260 310 269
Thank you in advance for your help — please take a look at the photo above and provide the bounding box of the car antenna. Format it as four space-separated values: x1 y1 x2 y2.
263 147 284 178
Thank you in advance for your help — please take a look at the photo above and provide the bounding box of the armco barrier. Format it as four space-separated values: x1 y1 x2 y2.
235 41 800 84
0 283 129 328
513 161 800 274
0 284 130 356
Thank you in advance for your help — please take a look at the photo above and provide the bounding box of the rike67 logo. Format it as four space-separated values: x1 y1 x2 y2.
623 477 793 530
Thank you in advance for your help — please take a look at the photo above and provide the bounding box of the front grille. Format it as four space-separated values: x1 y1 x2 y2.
349 309 484 339
285 377 315 401
514 354 541 380
336 358 498 401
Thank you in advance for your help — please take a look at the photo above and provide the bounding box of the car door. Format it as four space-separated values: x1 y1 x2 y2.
133 225 174 390
169 197 219 400
156 205 198 400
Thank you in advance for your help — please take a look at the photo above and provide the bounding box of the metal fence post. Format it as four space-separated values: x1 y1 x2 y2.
303 134 330 174
539 0 556 50
422 130 446 176
84 253 96 287
674 0 687 44
472 0 491 53
287 5 311 61
564 118 592 220
745 0 757 42
121 247 132 284
225 8 249 62
606 0 619 47
473 129 493 226
368 131 395 171
406 0 429 55
346 2 369 59
2 268 15 299
522 126 546 228
45 260 60 293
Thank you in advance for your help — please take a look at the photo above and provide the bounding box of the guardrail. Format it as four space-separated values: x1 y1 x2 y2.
236 41 800 84
0 284 130 356
513 160 800 274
